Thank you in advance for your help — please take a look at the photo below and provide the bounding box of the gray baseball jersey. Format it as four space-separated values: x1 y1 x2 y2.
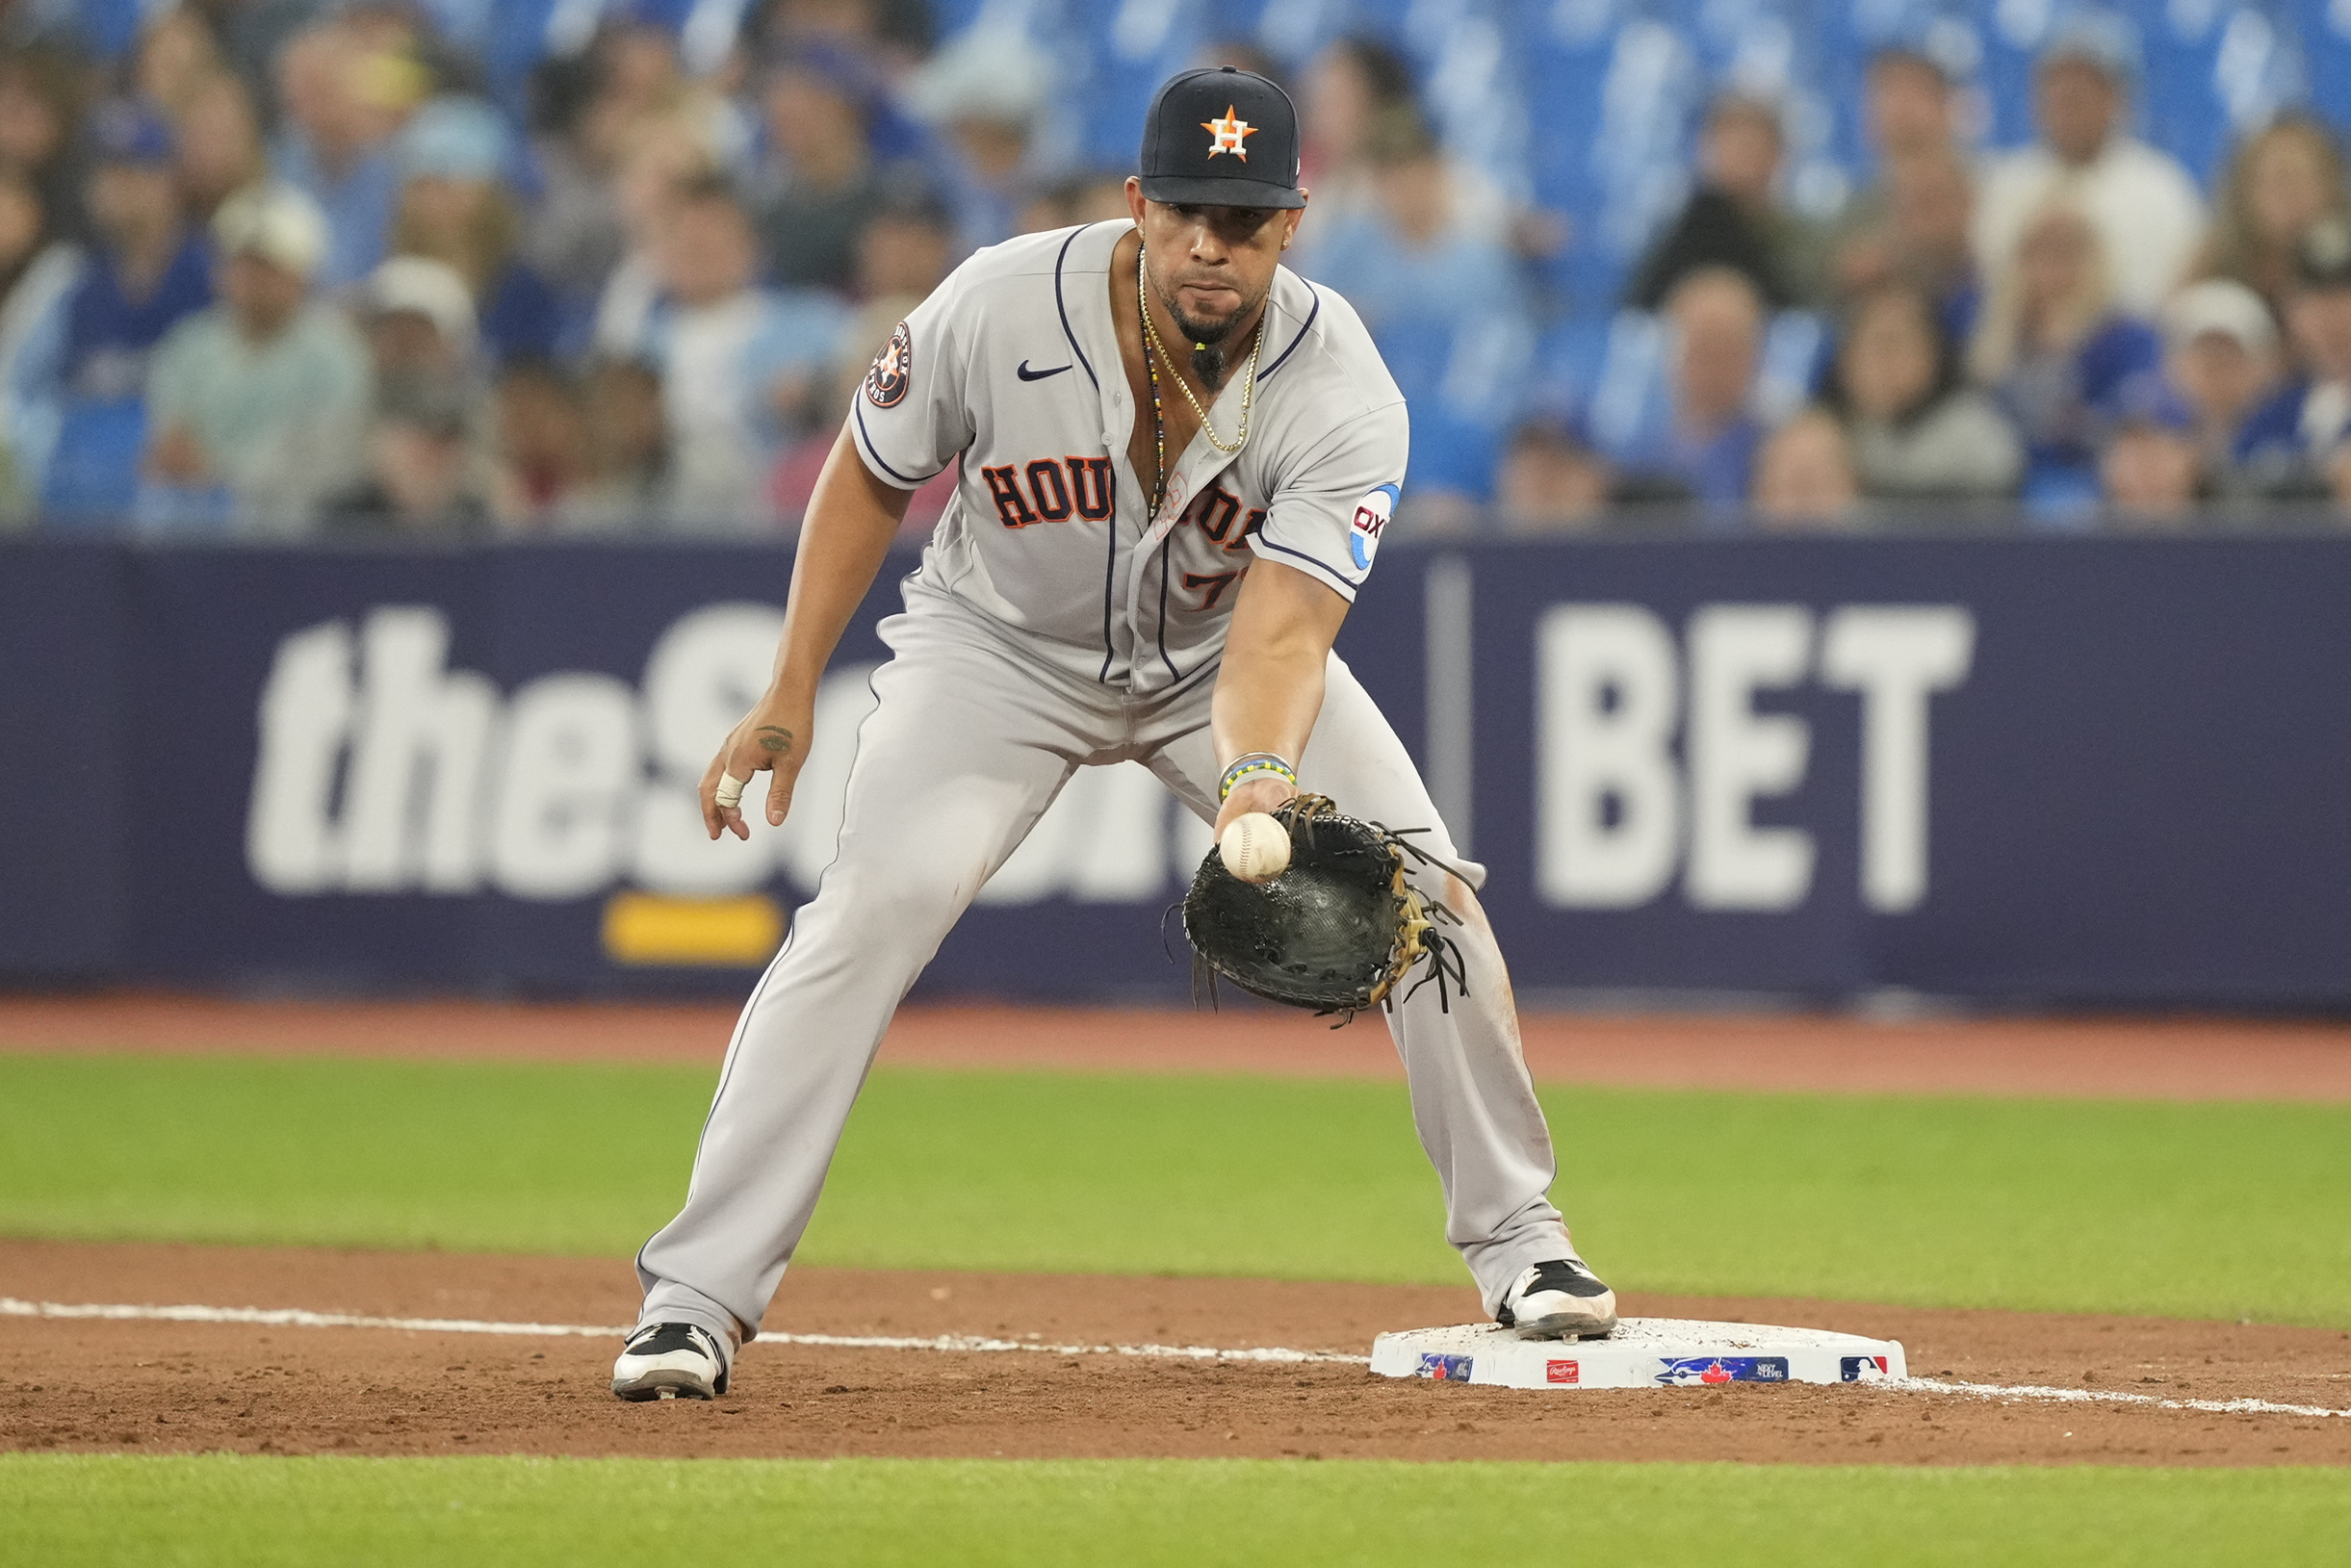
848 219 1408 692
628 218 1584 1367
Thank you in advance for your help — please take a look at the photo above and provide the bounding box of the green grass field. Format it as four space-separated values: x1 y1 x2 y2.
3 1456 2347 1568
6 1047 2348 1565
1 1053 2345 1324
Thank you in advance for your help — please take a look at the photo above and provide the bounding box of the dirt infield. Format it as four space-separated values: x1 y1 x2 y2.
4 1240 2346 1466
6 994 2351 1099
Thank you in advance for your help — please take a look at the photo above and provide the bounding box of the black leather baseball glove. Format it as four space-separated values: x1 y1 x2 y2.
1180 794 1467 1022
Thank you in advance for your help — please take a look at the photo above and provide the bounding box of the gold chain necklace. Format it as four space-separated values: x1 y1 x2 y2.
1137 243 1264 512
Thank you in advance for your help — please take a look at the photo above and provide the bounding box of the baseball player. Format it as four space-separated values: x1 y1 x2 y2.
612 66 1615 1401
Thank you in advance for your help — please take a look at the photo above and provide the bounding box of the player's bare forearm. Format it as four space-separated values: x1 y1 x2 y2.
701 424 915 840
1210 558 1350 833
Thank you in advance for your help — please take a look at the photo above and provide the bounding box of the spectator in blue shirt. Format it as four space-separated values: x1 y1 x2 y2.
38 99 213 522
1968 198 2160 509
643 174 845 528
1308 109 1531 502
1607 266 1769 517
387 97 561 366
271 20 404 290
2133 278 2300 500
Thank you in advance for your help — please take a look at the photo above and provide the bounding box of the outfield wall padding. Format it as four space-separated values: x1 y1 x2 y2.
4 535 2345 1007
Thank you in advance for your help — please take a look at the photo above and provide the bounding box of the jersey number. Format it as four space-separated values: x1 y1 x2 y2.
1182 569 1246 611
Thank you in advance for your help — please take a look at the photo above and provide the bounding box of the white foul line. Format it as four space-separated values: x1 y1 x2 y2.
0 1298 1369 1366
1881 1375 2350 1422
7 1298 2345 1418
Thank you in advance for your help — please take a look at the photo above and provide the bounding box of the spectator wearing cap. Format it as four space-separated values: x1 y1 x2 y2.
899 26 1052 258
1627 92 1827 313
1972 25 2205 317
1968 197 2161 509
388 97 562 366
362 253 478 386
141 183 370 531
2142 278 2297 500
1824 280 2021 503
271 20 412 291
38 99 214 523
751 47 886 294
645 174 846 527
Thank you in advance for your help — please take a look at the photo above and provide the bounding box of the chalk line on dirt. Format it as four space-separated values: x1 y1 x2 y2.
0 1298 1368 1366
8 1297 2346 1420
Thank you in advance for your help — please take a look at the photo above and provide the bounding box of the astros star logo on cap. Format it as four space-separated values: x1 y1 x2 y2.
1201 104 1255 161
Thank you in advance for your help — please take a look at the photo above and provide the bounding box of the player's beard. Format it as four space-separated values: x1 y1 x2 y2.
1155 272 1268 391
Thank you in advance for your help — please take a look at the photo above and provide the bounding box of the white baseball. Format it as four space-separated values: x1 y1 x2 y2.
1218 811 1292 884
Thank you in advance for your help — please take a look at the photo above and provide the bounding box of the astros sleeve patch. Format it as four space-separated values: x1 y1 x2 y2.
848 283 976 490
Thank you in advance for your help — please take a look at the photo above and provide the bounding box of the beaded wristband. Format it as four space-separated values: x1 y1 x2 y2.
1219 753 1297 802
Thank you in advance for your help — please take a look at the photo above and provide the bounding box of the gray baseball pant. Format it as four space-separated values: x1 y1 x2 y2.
634 595 1574 1357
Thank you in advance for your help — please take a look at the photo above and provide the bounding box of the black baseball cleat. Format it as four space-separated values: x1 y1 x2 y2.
611 1322 730 1401
1495 1258 1618 1340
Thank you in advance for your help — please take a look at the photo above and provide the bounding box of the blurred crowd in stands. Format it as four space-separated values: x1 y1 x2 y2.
1 1 2349 538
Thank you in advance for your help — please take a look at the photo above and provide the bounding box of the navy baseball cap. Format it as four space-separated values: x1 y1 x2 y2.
1138 66 1304 211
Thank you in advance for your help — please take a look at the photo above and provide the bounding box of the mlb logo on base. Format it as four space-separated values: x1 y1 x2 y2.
1841 1355 1892 1381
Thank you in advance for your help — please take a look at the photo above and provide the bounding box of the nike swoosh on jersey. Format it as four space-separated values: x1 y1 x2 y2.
1016 360 1073 381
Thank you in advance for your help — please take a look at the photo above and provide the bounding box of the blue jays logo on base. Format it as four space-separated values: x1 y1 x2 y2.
1840 1355 1891 1382
1654 1356 1791 1386
1350 483 1398 571
1415 1351 1474 1381
865 320 912 408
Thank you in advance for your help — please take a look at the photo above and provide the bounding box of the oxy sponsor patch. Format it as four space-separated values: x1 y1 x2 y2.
1349 483 1398 571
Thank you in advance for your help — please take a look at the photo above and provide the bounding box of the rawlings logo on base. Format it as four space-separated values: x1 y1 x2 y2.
1544 1359 1580 1384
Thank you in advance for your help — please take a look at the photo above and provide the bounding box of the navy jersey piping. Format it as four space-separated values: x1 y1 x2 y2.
1255 534 1361 591
1154 534 1178 682
1054 223 1102 389
853 398 944 486
1096 495 1121 682
1259 287 1322 382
